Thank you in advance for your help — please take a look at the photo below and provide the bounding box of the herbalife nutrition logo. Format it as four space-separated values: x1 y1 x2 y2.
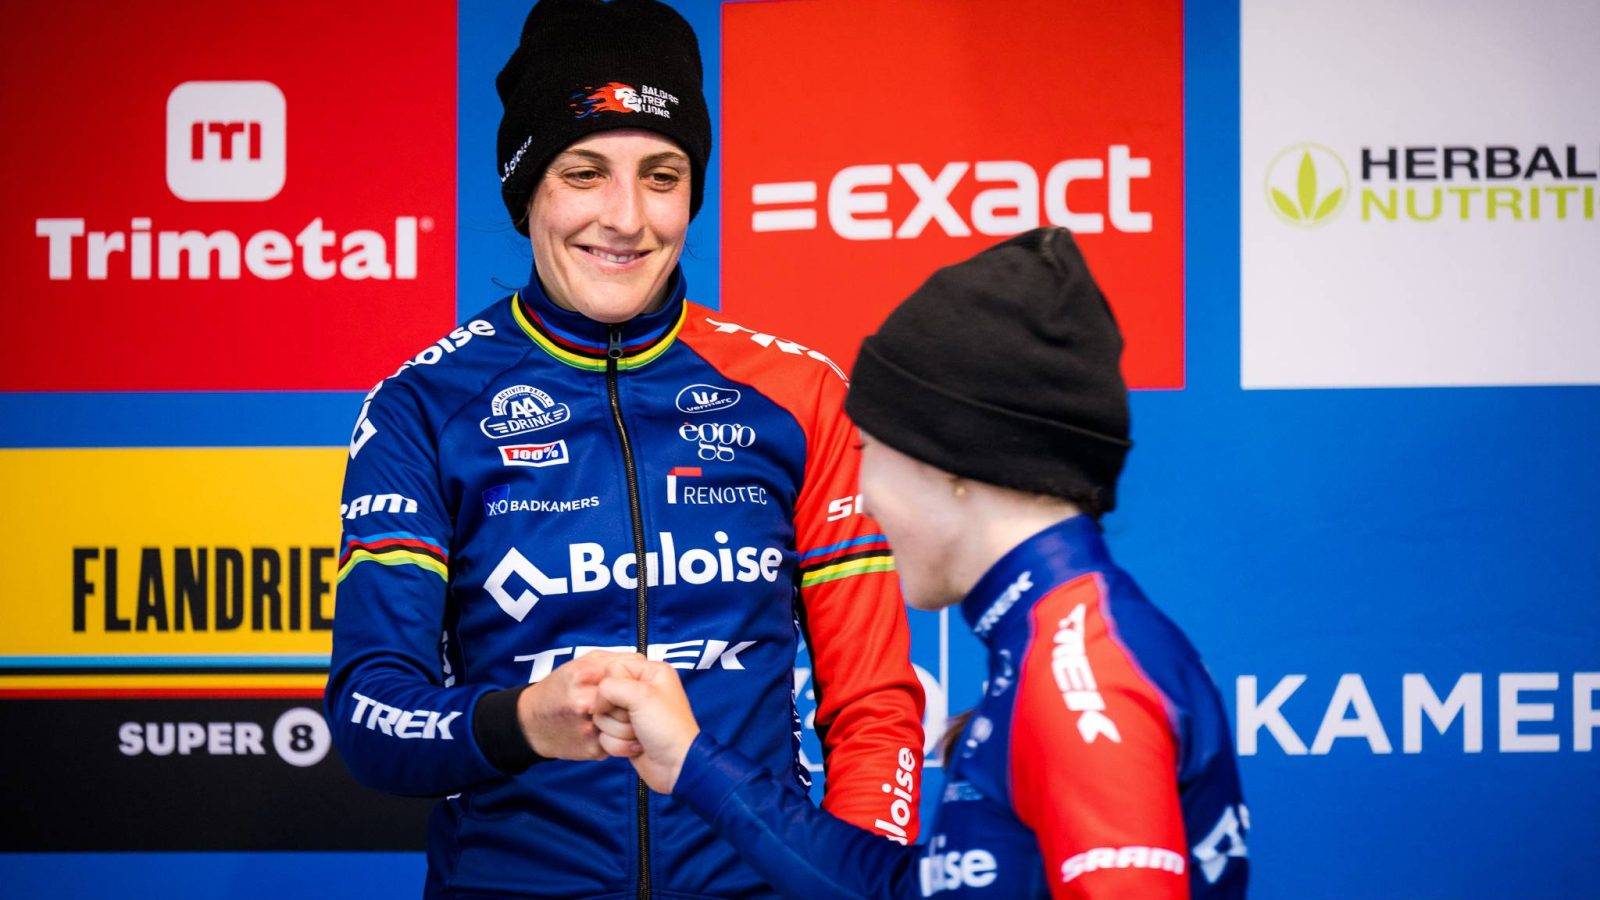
1265 143 1350 227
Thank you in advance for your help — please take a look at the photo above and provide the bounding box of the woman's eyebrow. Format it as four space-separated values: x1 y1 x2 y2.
639 151 690 168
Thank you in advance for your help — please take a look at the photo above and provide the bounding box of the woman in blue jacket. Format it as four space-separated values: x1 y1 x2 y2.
590 227 1252 898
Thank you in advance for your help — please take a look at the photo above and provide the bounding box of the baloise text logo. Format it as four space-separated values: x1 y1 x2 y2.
1265 143 1349 227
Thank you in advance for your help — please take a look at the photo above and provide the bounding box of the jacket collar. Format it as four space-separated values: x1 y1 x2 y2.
959 514 1110 645
511 262 688 372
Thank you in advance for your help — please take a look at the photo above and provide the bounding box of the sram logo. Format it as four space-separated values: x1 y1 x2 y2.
749 149 1153 240
484 532 785 621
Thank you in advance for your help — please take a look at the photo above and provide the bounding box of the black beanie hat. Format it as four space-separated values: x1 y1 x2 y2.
496 0 712 234
845 227 1133 513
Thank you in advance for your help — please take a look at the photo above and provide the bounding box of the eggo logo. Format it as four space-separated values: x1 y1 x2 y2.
750 149 1153 240
679 422 757 462
484 531 785 621
166 81 286 202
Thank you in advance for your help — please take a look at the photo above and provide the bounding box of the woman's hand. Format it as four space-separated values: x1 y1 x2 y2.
593 658 701 793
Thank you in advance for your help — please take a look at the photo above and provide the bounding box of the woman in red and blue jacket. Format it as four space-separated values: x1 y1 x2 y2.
592 228 1251 898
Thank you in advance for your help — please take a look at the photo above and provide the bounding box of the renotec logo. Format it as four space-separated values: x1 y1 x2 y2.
166 81 286 202
1266 141 1600 225
1264 143 1349 227
749 146 1154 239
33 79 432 282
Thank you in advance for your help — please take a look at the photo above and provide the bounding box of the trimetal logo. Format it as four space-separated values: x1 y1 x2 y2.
166 81 286 202
483 532 785 621
750 148 1154 240
1264 142 1350 227
515 638 757 683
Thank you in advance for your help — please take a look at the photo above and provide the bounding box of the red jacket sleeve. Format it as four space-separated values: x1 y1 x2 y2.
1010 574 1189 898
793 367 926 844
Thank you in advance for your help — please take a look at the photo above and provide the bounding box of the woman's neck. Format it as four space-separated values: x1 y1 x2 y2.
943 487 1083 606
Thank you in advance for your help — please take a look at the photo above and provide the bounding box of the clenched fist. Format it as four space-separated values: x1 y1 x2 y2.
592 658 702 793
517 651 644 761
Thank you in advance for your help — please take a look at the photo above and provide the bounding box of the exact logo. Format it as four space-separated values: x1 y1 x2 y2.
165 81 287 202
751 150 1154 239
675 383 742 415
500 440 570 469
480 384 572 440
1264 142 1350 227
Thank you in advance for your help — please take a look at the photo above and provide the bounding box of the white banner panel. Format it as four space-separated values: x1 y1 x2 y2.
1241 0 1600 388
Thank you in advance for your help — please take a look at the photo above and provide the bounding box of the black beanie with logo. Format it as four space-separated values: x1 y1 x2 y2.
845 227 1133 513
496 0 712 234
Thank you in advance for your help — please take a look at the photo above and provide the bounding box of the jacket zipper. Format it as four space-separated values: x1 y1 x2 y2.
607 328 651 900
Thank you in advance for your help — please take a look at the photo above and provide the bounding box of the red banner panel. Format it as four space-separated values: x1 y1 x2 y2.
0 0 456 391
721 0 1183 388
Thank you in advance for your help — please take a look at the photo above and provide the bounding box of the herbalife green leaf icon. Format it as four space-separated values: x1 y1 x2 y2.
1265 143 1349 227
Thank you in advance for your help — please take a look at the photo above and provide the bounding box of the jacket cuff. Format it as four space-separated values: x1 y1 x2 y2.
471 685 544 774
672 732 761 821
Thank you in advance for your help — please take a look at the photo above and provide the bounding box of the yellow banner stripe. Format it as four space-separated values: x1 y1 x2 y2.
800 556 897 589
0 673 328 691
336 548 448 583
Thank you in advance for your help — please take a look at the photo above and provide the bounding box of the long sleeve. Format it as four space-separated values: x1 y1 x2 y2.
324 378 518 796
1009 575 1190 898
792 367 926 843
674 733 922 899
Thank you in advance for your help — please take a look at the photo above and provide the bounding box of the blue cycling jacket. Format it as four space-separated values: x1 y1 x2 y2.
326 266 925 898
674 515 1250 898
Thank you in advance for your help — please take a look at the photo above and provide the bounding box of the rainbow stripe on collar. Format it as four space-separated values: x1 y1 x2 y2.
512 292 686 372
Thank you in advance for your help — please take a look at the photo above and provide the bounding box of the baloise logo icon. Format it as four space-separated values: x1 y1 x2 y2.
1265 143 1350 227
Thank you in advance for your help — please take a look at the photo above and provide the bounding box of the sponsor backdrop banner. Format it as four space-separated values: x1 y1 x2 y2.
1 1 1596 898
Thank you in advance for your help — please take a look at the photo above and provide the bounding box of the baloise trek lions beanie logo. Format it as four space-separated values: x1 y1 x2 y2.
569 81 679 119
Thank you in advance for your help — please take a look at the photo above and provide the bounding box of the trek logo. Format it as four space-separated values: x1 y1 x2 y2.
348 691 461 740
482 484 600 517
679 421 756 462
973 570 1033 637
1052 602 1122 744
920 834 998 894
750 148 1153 239
484 532 785 621
500 440 570 469
675 383 742 414
1060 846 1186 885
166 81 286 202
515 638 758 683
348 320 496 458
340 492 418 520
480 384 572 440
666 467 769 506
703 317 848 381
874 746 920 846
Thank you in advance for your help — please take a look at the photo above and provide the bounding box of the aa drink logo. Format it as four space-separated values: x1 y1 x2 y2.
720 0 1184 388
2 1 456 391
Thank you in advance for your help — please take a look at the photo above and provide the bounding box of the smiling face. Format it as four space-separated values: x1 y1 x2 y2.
527 129 692 324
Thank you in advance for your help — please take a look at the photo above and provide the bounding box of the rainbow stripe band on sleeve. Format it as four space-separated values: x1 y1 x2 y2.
337 531 449 583
798 534 896 589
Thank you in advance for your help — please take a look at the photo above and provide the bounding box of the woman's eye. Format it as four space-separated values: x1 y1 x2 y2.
565 169 602 184
646 171 683 189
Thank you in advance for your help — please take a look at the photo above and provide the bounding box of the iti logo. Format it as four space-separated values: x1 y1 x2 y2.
1265 143 1349 227
165 81 287 202
571 82 642 118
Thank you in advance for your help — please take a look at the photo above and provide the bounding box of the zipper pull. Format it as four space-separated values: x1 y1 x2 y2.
607 327 624 361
